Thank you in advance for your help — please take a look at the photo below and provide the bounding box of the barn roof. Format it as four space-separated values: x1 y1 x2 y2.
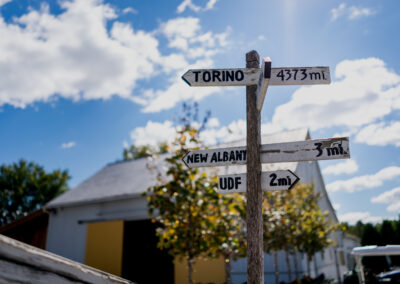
46 128 309 209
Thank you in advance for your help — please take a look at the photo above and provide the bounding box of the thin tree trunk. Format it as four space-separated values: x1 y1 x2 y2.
274 250 279 284
225 255 232 284
188 257 194 284
285 248 292 282
313 254 319 276
293 250 300 280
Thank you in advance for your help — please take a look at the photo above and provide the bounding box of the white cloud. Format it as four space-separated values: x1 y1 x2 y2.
331 3 375 21
333 203 341 211
130 120 176 146
122 7 137 15
327 166 400 193
0 1 229 113
134 18 231 113
323 160 359 176
339 211 382 225
270 58 400 132
355 121 400 147
0 0 12 7
61 141 76 149
371 187 400 213
177 0 219 14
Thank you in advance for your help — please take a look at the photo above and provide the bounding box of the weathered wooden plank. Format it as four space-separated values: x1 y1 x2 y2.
256 57 271 111
269 66 330 85
182 146 247 168
181 68 261 86
0 234 132 284
217 170 300 193
182 137 350 167
245 50 264 284
260 137 350 163
0 259 80 284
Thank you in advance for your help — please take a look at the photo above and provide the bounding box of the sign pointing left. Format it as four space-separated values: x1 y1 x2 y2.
181 68 261 86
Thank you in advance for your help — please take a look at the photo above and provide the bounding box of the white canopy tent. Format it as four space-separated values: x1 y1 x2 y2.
352 245 400 284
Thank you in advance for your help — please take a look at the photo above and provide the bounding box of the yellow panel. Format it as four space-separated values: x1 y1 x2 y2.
85 220 124 276
174 256 225 284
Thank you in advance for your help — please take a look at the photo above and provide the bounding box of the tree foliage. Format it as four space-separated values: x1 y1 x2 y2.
263 183 339 280
144 104 245 284
0 160 69 226
123 142 169 161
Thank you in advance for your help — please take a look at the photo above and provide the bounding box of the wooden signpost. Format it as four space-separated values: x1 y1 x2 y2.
217 170 299 193
181 50 348 283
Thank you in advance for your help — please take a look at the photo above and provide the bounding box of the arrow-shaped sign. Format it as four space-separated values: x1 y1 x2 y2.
182 66 330 87
182 137 350 168
181 68 261 86
217 170 300 193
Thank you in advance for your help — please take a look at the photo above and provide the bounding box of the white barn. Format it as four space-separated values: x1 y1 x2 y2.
45 128 359 284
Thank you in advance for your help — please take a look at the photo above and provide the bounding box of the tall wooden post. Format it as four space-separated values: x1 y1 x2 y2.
246 50 263 283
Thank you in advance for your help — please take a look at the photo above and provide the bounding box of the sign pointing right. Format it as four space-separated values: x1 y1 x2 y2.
217 170 300 193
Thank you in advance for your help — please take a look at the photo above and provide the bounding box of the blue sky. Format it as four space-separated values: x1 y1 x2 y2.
1 0 400 224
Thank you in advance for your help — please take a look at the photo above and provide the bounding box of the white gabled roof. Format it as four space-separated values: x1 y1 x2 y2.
46 128 309 209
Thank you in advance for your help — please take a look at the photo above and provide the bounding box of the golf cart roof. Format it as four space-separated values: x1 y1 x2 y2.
352 245 400 256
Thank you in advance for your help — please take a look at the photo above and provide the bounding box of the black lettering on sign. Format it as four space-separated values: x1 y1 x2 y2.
226 70 234 81
193 71 201 82
200 154 208 163
243 150 247 161
194 154 199 163
213 70 221 82
211 152 217 163
327 147 339 156
269 173 277 186
285 69 291 81
219 177 227 190
203 71 211 82
322 71 326 80
236 150 242 161
228 177 234 189
229 151 236 161
277 70 284 81
278 177 288 186
235 70 244 81
309 72 321 80
217 152 223 162
223 152 229 161
292 69 298 80
235 177 242 189
315 143 323 157
300 69 307 80
187 154 194 163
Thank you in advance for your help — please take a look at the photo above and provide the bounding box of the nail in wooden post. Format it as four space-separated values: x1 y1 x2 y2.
246 50 263 283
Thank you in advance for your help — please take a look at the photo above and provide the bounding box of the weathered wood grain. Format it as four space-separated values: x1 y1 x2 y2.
0 234 132 284
256 57 271 111
246 50 264 284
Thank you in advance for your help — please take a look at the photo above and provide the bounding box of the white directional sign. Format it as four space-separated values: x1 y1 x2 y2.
182 137 350 168
182 66 330 87
269 66 330 85
181 68 261 86
217 170 300 193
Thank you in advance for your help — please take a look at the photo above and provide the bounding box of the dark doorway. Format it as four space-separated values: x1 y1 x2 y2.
122 220 174 284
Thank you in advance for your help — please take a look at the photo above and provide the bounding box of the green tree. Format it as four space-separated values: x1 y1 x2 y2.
123 143 169 161
361 224 381 245
380 220 396 245
0 160 69 226
145 104 245 284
